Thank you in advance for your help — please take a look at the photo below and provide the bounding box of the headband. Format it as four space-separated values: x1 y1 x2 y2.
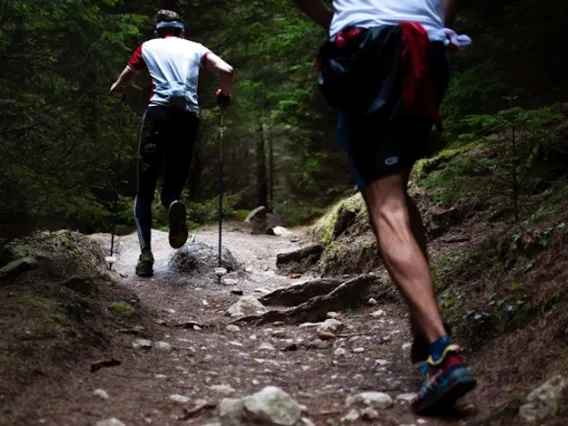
156 20 185 30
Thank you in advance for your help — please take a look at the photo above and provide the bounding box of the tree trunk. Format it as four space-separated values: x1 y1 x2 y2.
267 131 274 212
256 121 268 208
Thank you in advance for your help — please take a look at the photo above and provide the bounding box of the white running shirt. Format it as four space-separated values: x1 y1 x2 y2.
330 0 446 41
127 36 210 114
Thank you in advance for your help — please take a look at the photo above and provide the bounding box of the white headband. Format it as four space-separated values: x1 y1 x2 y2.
156 20 184 30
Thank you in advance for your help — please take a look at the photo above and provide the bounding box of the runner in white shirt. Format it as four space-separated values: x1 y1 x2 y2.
293 0 476 415
109 9 234 278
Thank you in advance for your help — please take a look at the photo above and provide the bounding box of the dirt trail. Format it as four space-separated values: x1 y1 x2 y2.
8 224 485 426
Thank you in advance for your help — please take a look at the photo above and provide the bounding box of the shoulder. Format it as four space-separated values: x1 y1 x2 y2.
182 39 210 52
141 39 161 50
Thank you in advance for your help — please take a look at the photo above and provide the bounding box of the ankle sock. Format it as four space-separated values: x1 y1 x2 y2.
429 335 454 363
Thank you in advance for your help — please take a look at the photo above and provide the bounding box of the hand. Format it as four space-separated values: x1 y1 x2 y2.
216 88 231 108
109 82 126 98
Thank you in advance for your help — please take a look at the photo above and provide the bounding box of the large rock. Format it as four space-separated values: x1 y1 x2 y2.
266 226 294 238
244 386 303 426
245 206 268 235
519 375 567 422
0 256 38 281
317 319 343 334
96 419 126 426
219 386 305 426
276 243 324 274
0 245 23 268
219 397 246 425
168 242 240 276
345 392 393 410
227 296 267 317
245 206 268 224
245 206 290 235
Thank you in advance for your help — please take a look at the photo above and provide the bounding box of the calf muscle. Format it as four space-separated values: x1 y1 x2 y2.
362 171 446 343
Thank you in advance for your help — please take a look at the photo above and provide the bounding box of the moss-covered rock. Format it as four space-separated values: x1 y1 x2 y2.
0 256 38 281
312 193 367 245
62 275 97 296
309 193 379 275
6 230 106 279
320 236 380 276
110 301 136 318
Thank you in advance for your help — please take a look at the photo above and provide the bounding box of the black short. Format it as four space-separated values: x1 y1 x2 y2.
318 25 451 187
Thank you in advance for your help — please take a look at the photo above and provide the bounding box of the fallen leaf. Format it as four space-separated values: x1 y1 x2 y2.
317 330 336 340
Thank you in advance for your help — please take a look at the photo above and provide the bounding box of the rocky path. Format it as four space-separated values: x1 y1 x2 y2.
18 225 482 426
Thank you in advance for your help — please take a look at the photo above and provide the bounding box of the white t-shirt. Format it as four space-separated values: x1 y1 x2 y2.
127 36 210 114
330 0 446 41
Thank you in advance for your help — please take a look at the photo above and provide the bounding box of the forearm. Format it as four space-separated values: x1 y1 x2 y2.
444 0 459 27
109 67 136 96
203 53 234 94
293 0 334 30
218 70 234 95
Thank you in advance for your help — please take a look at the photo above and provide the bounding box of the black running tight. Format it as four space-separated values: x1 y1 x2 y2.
134 106 199 251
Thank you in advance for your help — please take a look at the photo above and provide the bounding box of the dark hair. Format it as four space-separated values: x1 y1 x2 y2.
155 9 184 37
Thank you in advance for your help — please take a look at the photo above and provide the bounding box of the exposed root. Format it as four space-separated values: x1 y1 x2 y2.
275 243 324 273
259 275 356 306
232 274 380 325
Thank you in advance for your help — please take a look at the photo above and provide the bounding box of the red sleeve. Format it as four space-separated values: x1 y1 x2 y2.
200 50 211 67
127 45 145 72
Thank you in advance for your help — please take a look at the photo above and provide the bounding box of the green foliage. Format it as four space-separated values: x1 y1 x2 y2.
185 195 238 229
461 103 563 222
421 154 484 203
421 105 563 215
2 0 568 239
0 0 145 243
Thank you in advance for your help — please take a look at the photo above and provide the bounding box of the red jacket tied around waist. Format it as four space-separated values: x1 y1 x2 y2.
399 22 441 128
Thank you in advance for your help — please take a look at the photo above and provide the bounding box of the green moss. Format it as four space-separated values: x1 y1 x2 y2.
230 209 250 221
414 140 479 179
110 301 135 317
5 294 79 341
312 193 365 244
420 155 485 204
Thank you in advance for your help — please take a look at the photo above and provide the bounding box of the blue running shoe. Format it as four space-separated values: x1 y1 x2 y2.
411 344 477 415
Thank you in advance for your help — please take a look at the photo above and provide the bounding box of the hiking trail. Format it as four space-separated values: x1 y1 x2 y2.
9 224 489 426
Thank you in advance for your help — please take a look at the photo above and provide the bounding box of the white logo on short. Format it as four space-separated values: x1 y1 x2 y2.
385 156 399 166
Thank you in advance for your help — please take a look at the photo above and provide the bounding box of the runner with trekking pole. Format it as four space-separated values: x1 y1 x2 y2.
292 0 475 415
108 9 233 277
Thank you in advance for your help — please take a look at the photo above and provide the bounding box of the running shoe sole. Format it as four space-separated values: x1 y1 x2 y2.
168 200 188 249
412 366 477 415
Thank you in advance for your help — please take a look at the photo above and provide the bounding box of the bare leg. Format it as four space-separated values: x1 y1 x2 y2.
362 169 445 343
406 191 430 340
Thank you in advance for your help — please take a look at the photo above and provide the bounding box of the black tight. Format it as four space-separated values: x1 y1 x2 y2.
134 106 199 251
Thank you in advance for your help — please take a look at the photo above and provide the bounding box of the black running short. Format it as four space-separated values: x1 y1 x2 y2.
317 25 451 188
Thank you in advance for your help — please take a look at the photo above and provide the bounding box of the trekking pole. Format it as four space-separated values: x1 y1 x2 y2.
216 107 225 283
106 93 126 270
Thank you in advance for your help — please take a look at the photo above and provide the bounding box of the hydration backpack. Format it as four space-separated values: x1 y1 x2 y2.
155 81 191 110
